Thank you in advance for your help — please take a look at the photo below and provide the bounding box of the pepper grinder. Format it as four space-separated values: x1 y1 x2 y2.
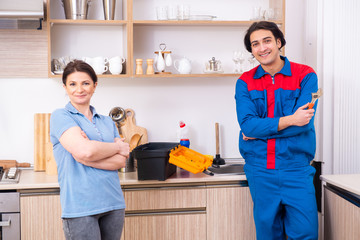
146 58 155 74
135 59 143 74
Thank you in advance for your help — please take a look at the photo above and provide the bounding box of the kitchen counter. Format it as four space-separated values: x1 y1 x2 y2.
320 174 360 196
0 168 247 190
321 174 360 239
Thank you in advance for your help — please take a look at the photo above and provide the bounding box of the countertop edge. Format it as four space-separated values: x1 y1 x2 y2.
320 174 360 196
0 169 247 191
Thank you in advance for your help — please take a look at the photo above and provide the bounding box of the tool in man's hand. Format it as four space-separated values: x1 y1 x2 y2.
308 88 323 109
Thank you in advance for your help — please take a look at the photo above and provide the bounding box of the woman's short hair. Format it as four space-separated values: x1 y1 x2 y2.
244 21 286 53
62 60 97 85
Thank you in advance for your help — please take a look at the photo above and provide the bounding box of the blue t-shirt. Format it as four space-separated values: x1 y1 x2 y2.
50 102 125 218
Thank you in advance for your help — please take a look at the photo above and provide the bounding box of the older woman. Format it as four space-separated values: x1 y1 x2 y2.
50 60 129 240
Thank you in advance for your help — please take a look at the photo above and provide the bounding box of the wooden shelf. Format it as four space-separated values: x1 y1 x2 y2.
133 20 283 26
50 73 239 79
49 74 131 78
132 73 241 78
47 0 286 78
48 19 128 26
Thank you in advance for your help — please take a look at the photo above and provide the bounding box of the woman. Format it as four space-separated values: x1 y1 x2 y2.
50 60 129 240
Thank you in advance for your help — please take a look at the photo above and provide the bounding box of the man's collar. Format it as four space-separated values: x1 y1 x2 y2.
254 56 292 78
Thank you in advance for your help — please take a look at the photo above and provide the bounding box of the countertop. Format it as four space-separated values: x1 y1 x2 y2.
321 174 360 196
0 168 247 191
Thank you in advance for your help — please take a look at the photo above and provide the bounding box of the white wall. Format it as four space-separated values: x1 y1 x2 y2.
0 0 306 164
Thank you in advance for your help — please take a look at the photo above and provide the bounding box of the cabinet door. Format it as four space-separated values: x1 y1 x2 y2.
324 187 360 240
124 186 206 239
20 193 125 240
125 213 206 240
207 185 256 240
20 193 64 240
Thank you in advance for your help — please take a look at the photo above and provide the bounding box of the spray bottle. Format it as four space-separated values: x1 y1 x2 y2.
177 121 190 148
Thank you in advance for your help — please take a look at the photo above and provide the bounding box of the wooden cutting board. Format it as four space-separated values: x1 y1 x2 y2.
0 160 31 169
120 109 148 146
34 113 51 172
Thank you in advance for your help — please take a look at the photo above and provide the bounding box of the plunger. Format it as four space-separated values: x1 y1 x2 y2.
213 122 225 166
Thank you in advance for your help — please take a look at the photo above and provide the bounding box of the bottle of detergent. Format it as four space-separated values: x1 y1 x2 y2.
178 121 190 148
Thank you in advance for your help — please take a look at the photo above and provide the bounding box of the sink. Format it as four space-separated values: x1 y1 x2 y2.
207 163 245 175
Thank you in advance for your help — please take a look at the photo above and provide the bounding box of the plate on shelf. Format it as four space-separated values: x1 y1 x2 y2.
53 70 63 75
189 15 217 21
203 69 224 74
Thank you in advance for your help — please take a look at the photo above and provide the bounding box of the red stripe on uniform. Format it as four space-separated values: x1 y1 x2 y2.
267 81 276 169
267 139 276 169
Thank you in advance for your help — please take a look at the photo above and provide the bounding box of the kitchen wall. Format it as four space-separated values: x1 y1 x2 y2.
0 1 306 164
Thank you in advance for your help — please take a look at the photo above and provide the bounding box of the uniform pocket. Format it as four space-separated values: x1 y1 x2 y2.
281 89 300 116
249 90 267 117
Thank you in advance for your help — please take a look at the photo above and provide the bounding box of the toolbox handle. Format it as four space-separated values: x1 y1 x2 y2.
203 170 214 176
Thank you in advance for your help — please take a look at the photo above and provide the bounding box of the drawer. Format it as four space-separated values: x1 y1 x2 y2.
124 186 206 211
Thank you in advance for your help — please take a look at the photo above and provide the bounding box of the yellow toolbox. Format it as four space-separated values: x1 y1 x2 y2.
169 145 213 174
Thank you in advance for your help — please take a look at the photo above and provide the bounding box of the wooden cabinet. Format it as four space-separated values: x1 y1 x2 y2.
46 0 286 78
123 184 207 240
324 185 360 240
20 190 64 240
206 182 256 240
20 189 125 240
19 182 256 240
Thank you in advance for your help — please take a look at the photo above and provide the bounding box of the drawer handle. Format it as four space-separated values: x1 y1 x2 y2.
0 219 10 227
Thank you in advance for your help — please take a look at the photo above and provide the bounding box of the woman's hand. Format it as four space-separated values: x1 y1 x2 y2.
115 138 130 158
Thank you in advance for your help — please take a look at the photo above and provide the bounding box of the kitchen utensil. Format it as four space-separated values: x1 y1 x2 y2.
130 134 143 151
34 113 51 171
189 15 217 20
174 57 192 74
165 53 172 67
156 6 168 20
61 0 91 20
207 57 222 72
309 88 323 109
154 43 172 74
212 122 225 166
109 106 126 137
156 48 165 72
178 4 190 20
109 56 125 75
103 0 116 20
0 160 30 169
135 59 143 74
120 109 148 145
146 58 155 74
167 5 178 20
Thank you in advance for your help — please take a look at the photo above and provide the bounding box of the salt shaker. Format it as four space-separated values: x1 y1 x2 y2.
135 59 143 74
146 58 155 74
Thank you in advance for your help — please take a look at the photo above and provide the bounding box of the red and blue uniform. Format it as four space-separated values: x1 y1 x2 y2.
235 56 318 240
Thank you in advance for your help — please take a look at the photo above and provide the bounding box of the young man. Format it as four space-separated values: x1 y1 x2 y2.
235 21 318 240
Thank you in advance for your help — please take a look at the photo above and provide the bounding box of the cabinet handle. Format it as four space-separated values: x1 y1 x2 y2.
0 219 10 227
20 190 60 196
124 185 206 191
126 208 206 217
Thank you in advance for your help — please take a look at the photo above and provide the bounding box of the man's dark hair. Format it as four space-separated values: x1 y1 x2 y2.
244 21 286 53
62 60 98 85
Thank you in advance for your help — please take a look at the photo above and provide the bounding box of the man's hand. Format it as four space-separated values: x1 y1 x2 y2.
278 103 315 131
291 103 315 126
243 133 256 141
